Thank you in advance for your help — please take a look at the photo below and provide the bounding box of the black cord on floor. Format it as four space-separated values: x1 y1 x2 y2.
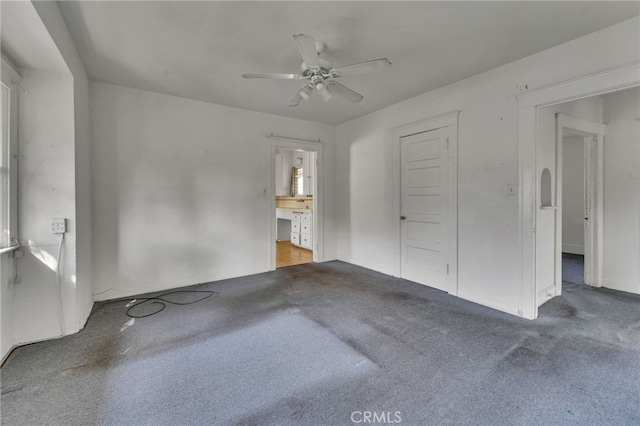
125 290 218 318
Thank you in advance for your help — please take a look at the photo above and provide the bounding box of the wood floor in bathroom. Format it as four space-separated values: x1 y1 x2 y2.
276 241 313 268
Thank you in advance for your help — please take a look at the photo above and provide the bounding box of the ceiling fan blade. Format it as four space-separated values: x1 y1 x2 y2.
286 92 303 108
286 85 313 107
242 73 304 80
293 34 321 70
326 81 363 103
331 58 391 78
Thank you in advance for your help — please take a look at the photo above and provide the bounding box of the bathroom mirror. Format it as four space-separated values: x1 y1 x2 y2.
290 167 304 196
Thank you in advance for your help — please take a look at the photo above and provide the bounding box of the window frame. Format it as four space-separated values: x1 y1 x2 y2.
1 56 20 251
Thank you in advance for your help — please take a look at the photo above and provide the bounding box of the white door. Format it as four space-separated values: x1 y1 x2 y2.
400 127 449 291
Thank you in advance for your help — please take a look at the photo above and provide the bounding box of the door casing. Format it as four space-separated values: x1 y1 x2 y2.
518 62 639 319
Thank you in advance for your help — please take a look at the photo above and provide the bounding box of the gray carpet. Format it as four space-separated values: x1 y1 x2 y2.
1 260 639 425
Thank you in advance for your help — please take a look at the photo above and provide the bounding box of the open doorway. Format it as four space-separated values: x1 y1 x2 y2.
274 148 315 268
558 113 606 293
518 64 639 319
561 134 586 288
535 102 606 308
532 85 639 315
268 136 323 271
560 120 605 291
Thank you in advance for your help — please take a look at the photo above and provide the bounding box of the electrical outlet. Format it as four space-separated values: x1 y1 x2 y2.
51 218 66 234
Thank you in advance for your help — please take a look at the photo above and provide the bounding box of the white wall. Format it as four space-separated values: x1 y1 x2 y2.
15 69 76 342
275 149 295 196
552 98 604 124
90 82 336 300
0 0 92 357
602 88 640 294
302 151 315 196
33 1 95 329
336 17 639 316
0 60 19 362
562 136 585 255
275 151 285 196
0 254 13 362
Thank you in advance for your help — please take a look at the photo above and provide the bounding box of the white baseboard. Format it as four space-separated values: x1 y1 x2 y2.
601 277 640 295
92 267 271 302
562 243 584 255
456 291 522 318
1 344 17 366
536 284 558 307
336 255 398 278
78 299 94 330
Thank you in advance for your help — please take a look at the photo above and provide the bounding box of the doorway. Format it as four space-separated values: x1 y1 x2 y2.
518 63 639 318
274 148 315 268
561 134 587 289
534 108 606 307
559 116 607 291
268 136 324 270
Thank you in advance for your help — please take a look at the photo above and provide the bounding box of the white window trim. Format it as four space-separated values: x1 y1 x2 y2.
1 55 21 251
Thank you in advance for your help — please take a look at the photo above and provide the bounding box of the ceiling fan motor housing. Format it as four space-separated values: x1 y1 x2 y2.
301 58 332 76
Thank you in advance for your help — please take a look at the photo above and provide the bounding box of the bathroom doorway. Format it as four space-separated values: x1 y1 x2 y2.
268 136 323 270
275 149 315 267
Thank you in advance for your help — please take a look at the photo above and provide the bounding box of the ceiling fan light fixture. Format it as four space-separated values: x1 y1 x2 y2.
321 86 333 102
299 85 313 100
310 74 325 93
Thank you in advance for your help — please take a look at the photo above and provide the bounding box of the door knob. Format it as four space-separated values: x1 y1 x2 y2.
400 216 406 221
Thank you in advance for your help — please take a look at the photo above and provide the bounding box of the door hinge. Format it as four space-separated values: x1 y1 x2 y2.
446 138 449 149
446 264 449 274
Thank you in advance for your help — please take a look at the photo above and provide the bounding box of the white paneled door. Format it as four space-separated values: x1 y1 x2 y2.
400 127 449 291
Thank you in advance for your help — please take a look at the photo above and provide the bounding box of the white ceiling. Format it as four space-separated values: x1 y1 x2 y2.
1 1 68 73
57 1 639 125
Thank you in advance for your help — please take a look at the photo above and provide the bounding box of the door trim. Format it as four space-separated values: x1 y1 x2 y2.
517 62 639 319
268 137 324 270
392 111 459 294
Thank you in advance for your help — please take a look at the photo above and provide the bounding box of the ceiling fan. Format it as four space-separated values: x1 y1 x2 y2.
242 34 391 107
